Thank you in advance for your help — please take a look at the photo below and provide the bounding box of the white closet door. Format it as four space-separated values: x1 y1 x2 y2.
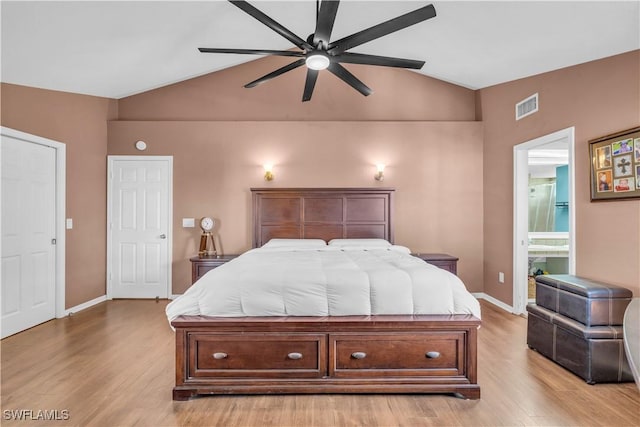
1 136 56 338
108 158 171 299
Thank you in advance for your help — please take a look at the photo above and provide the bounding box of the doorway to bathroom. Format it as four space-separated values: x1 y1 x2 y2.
513 127 576 315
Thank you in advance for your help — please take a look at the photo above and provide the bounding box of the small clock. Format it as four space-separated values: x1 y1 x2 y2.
198 217 217 257
200 217 215 232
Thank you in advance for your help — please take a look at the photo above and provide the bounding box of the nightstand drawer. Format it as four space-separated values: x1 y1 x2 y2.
193 263 217 280
190 255 238 283
412 253 458 275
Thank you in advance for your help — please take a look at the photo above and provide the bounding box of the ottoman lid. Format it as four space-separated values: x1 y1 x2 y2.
536 275 632 299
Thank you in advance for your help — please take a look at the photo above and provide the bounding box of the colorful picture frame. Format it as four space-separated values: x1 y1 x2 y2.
589 126 640 201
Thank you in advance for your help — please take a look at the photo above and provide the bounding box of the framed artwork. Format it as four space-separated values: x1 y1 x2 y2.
589 126 640 201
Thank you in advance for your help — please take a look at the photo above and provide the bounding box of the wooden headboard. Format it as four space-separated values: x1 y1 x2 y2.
251 188 395 248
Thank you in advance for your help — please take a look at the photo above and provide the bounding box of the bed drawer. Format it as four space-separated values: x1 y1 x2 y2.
188 333 327 378
329 332 466 378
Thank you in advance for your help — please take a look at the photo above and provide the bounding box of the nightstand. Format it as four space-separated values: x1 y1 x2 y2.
412 253 458 275
190 255 239 284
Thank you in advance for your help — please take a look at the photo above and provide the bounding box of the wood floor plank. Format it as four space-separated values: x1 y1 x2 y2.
1 299 638 426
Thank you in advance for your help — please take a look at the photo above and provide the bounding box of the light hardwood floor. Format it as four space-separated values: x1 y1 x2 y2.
1 300 638 426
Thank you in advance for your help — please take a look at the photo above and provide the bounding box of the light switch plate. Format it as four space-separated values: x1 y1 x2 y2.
182 218 195 228
66 218 73 229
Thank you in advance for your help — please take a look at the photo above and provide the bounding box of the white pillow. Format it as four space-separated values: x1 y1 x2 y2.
328 238 391 248
262 238 326 248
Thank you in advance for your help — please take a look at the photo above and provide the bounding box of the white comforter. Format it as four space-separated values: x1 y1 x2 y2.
166 246 481 322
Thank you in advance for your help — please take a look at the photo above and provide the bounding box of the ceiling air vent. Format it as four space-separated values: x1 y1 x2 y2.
516 93 538 120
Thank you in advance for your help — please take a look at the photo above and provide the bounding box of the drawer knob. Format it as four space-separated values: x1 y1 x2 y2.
351 352 367 359
212 352 228 360
425 351 441 359
287 352 303 360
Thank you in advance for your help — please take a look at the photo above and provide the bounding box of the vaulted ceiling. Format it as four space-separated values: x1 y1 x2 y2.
2 1 638 99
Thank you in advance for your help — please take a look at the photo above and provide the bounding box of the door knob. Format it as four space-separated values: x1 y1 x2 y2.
159 234 166 239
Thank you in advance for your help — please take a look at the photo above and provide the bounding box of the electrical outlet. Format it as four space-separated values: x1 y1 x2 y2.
499 272 505 283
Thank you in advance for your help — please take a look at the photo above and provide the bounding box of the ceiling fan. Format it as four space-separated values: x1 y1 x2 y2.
198 0 437 102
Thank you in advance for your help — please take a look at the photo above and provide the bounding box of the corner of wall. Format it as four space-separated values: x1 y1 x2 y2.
474 90 483 121
108 98 119 121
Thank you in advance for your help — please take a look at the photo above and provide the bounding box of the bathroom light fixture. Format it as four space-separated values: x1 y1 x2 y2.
264 164 274 181
374 164 385 181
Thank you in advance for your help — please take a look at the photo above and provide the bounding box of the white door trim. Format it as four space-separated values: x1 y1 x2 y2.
106 155 173 299
1 126 66 318
513 127 575 314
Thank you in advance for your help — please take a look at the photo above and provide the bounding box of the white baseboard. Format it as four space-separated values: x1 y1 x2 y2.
169 294 181 300
60 295 107 317
473 292 515 313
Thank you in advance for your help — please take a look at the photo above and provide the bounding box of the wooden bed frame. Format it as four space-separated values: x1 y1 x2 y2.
172 188 481 400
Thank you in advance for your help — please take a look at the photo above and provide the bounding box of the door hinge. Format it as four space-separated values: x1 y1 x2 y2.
51 238 57 245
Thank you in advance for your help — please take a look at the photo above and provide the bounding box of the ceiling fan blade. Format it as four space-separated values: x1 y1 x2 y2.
198 48 305 57
229 1 313 51
328 4 436 55
244 58 306 88
313 0 340 48
327 63 372 97
335 52 424 69
302 69 319 102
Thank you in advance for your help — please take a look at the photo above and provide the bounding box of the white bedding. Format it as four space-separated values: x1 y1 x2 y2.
166 245 480 322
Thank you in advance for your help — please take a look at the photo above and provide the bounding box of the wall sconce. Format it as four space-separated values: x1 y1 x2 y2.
264 164 274 181
374 164 385 182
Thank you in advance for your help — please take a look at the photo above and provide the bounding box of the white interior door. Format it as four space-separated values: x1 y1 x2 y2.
513 127 575 314
108 157 172 299
1 135 56 338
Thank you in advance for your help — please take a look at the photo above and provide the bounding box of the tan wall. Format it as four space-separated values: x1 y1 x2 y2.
113 56 483 295
2 58 482 307
479 50 640 304
1 83 118 308
118 55 477 121
5 48 637 309
108 121 484 295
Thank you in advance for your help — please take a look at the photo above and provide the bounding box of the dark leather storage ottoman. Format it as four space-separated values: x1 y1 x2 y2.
536 275 632 326
527 303 633 384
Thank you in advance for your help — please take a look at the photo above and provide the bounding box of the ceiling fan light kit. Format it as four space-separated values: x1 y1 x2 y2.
305 52 330 70
198 0 436 102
